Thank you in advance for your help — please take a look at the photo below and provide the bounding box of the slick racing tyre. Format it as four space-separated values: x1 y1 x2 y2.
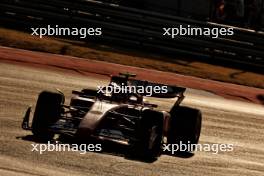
32 90 64 140
168 106 202 153
134 110 163 160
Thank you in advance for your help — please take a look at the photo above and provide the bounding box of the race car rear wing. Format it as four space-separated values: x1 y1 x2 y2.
129 79 186 98
110 75 186 98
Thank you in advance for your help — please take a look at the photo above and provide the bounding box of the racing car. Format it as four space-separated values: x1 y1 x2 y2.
22 73 202 159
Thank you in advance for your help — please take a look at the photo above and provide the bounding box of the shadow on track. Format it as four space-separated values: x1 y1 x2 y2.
17 134 194 163
257 95 264 105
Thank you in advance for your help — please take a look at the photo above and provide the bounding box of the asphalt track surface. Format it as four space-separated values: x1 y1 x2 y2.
1 57 264 175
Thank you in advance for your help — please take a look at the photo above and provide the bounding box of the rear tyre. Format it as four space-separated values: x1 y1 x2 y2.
32 90 64 141
133 110 163 160
168 106 202 152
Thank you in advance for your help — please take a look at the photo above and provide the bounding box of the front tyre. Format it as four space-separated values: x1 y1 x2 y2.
133 110 163 160
32 90 64 141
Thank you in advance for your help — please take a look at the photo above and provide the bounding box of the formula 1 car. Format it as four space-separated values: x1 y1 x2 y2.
22 73 202 159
